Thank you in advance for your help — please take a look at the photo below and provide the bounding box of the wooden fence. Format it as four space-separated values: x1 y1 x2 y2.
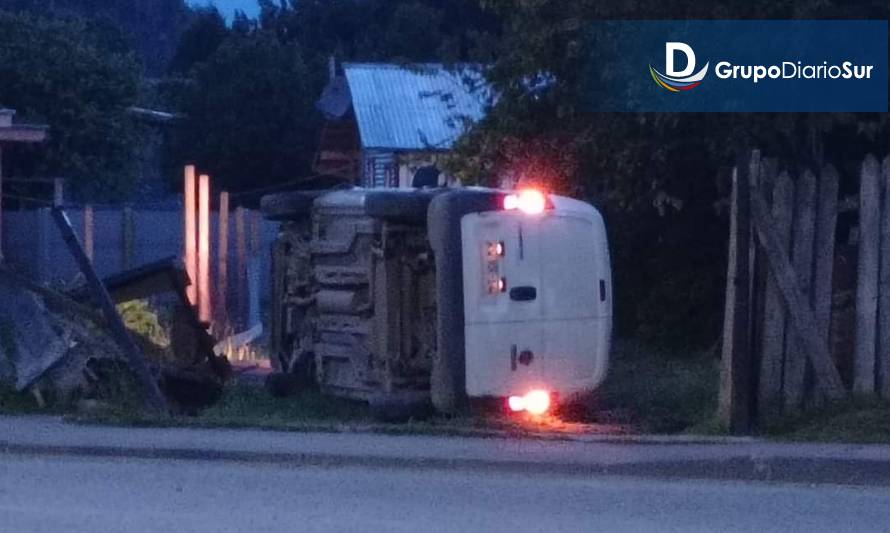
720 149 890 433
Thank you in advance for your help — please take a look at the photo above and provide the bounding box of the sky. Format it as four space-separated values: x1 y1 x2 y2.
189 0 260 20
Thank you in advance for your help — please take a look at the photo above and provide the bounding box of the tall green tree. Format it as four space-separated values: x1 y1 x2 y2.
164 0 500 196
0 0 192 75
447 0 890 345
166 29 319 194
167 7 229 74
0 10 143 200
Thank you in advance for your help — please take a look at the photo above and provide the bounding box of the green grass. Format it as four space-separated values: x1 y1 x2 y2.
202 384 370 425
69 383 614 439
0 382 41 414
598 339 721 434
8 338 724 437
762 399 890 443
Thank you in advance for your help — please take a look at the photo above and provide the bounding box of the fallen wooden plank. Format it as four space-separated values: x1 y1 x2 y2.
68 256 190 304
213 324 263 357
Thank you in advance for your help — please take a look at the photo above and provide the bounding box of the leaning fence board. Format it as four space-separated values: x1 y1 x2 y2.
879 156 890 396
750 182 846 400
855 155 881 395
719 158 753 434
784 170 817 410
51 207 167 413
758 171 793 420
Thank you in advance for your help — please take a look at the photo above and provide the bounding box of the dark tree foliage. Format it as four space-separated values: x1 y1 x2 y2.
0 10 143 200
164 0 500 197
0 0 192 75
445 0 890 346
258 0 500 64
168 7 229 74
165 30 318 194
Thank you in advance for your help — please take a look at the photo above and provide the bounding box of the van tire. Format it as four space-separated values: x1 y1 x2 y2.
261 191 318 220
364 190 444 223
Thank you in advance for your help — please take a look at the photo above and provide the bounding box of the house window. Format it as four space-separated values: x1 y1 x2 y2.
364 153 396 188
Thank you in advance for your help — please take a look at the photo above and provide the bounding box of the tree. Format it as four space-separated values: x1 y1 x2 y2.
167 7 229 74
164 0 500 197
0 10 143 200
446 0 890 345
0 0 192 75
166 29 319 194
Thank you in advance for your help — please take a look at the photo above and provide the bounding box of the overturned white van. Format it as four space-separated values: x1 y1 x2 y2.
263 187 612 418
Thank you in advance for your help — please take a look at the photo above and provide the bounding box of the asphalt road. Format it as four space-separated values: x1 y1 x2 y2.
1 453 889 533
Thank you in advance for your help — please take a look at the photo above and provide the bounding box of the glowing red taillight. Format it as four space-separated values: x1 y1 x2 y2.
507 389 551 415
504 189 547 215
508 395 525 412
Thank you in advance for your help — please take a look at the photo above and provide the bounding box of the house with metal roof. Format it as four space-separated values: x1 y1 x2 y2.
314 62 492 188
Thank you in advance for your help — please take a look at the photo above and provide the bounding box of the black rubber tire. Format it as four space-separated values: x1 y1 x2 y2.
261 191 321 221
364 189 447 223
368 392 433 423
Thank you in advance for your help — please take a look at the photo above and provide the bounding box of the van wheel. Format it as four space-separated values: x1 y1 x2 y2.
364 189 444 223
261 191 318 220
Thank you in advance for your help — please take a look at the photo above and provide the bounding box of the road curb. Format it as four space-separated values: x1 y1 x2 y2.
4 440 890 487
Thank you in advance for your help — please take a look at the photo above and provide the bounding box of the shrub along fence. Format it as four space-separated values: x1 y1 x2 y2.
720 149 890 433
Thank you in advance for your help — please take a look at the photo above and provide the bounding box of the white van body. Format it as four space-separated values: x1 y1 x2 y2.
461 194 612 401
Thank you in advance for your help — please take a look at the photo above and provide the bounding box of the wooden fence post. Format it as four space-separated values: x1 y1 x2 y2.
216 191 229 331
0 145 4 262
184 165 197 306
758 170 793 421
198 174 211 324
719 153 754 433
235 206 247 330
83 204 94 262
53 178 64 207
878 156 890 396
855 155 881 396
122 206 135 270
812 165 839 404
784 170 816 410
814 166 839 336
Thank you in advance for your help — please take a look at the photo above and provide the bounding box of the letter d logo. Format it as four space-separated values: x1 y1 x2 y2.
665 42 696 77
649 42 709 92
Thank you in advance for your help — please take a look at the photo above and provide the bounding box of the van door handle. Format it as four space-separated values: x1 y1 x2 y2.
509 286 537 301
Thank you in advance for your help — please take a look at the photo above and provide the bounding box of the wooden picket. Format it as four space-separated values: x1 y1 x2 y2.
879 156 890 395
854 156 880 395
717 149 890 432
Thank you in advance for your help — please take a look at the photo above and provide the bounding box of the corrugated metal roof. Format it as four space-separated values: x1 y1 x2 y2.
342 63 492 151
